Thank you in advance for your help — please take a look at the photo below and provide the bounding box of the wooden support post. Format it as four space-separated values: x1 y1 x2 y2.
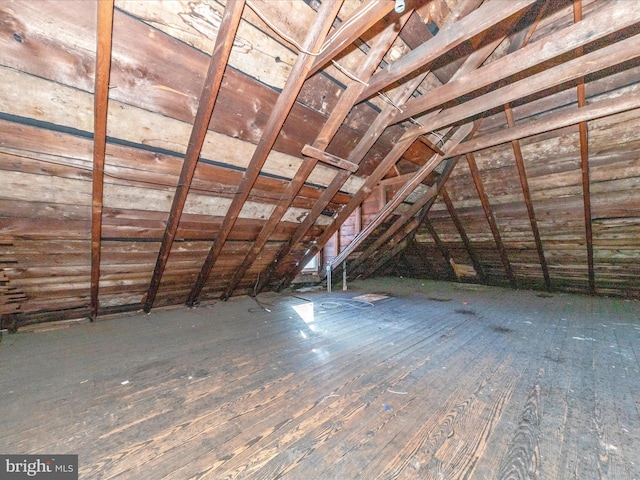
90 0 115 320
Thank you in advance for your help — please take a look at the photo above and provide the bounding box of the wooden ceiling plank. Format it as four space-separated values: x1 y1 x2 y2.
504 103 551 290
451 94 640 157
90 0 115 320
466 152 518 288
186 0 344 306
394 1 640 124
142 0 246 313
355 0 537 103
440 186 486 282
403 30 640 139
330 124 471 269
574 0 595 295
308 0 397 77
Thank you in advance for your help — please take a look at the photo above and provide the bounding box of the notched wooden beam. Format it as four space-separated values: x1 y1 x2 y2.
301 144 359 172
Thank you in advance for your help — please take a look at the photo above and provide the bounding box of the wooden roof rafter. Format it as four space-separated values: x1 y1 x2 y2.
391 0 639 125
259 73 428 293
185 0 345 307
347 119 485 281
90 0 115 320
574 0 595 295
400 27 640 139
504 103 551 290
439 186 486 282
466 151 518 288
142 0 246 313
330 124 472 271
347 154 461 279
355 0 538 104
226 3 413 299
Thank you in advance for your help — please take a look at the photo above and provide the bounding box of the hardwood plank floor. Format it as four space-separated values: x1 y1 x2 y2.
1 278 638 479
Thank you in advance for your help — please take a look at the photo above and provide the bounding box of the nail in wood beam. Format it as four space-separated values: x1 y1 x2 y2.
90 0 115 320
143 0 246 313
440 186 485 282
356 0 536 103
186 0 344 306
574 0 595 295
504 104 551 290
466 152 517 288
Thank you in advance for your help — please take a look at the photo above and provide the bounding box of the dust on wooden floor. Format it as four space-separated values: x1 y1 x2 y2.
0 277 638 479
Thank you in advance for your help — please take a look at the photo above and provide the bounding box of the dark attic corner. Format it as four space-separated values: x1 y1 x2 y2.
0 0 639 478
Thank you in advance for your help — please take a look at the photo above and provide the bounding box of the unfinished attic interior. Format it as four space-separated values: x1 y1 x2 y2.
1 0 640 477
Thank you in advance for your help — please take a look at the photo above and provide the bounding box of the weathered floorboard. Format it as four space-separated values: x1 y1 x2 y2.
0 278 638 479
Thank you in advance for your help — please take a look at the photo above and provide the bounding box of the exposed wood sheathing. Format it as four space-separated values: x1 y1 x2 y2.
0 0 639 326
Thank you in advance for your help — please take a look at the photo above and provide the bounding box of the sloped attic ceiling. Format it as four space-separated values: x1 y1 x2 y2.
0 0 639 327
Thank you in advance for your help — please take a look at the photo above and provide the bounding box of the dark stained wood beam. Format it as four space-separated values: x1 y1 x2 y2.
271 13 508 289
260 71 427 292
356 0 537 103
440 186 485 282
142 0 246 313
330 124 471 269
347 120 482 279
574 0 595 295
504 104 551 290
308 0 396 77
450 94 640 157
393 1 640 124
466 152 517 288
90 0 115 320
403 31 640 139
418 135 445 156
246 6 413 295
220 158 317 300
301 145 359 172
186 0 344 306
